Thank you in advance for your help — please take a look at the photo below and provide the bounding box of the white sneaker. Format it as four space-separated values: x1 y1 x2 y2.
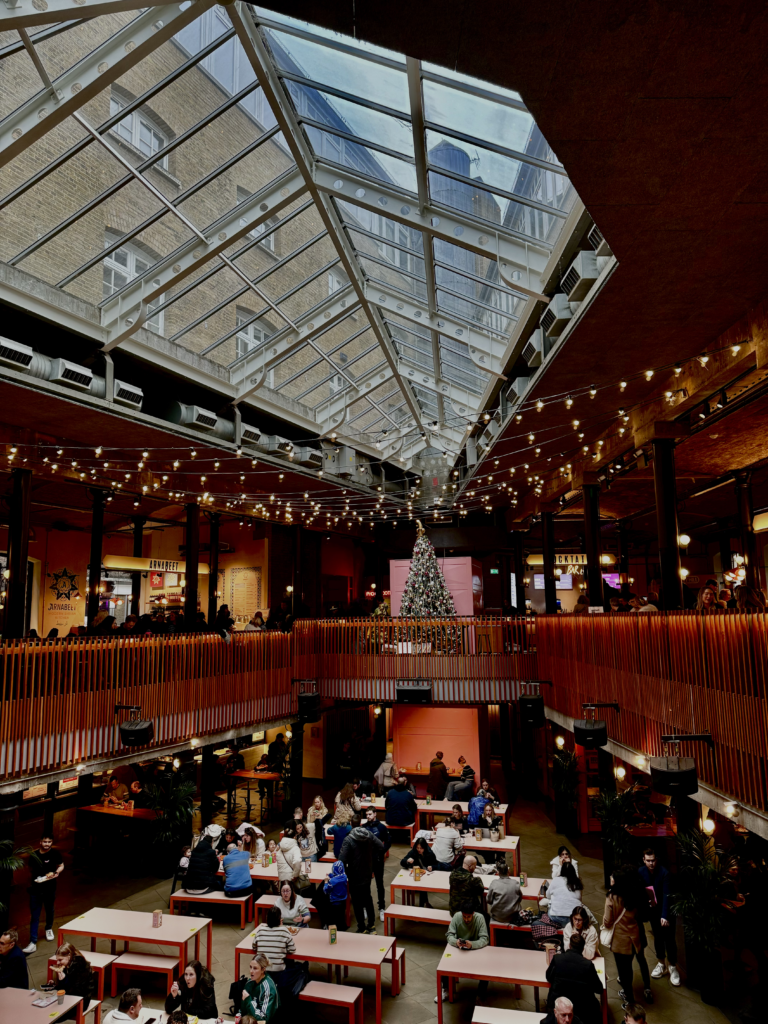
669 965 681 986
379 909 385 922
22 942 36 954
45 930 54 942
434 990 448 1002
651 962 667 979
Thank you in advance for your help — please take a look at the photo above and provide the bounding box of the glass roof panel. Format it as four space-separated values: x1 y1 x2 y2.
421 63 523 103
285 81 413 156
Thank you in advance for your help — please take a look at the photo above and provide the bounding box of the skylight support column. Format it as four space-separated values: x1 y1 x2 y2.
228 2 428 436
1 0 166 30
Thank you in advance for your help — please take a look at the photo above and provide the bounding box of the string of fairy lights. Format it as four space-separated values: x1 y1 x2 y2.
0 336 750 527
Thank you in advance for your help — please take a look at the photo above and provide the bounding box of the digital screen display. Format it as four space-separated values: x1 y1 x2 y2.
602 572 621 590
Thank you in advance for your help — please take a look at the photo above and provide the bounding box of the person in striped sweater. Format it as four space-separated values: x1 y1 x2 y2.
240 953 279 1023
252 905 303 1005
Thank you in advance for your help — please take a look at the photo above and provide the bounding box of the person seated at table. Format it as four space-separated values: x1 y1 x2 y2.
486 860 522 923
103 987 151 1023
253 905 298 1007
267 839 279 858
563 905 599 959
445 755 475 801
449 804 468 833
0 928 28 989
101 775 129 806
223 842 253 899
428 750 450 799
623 1005 646 1024
178 844 191 874
449 855 485 915
294 820 317 864
166 1012 189 1024
435 901 489 1002
432 817 464 870
476 778 499 802
551 845 580 879
401 837 437 908
184 833 220 895
307 795 329 824
202 823 227 854
49 942 93 1020
240 825 266 859
311 860 348 930
165 960 218 1019
240 953 279 1023
335 782 362 816
276 826 303 885
540 995 585 1024
126 779 152 810
224 826 239 847
396 772 417 796
479 800 503 834
277 880 311 927
541 862 585 928
385 776 417 828
545 934 603 1024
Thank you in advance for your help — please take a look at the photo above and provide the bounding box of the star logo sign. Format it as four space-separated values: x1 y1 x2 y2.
50 568 79 602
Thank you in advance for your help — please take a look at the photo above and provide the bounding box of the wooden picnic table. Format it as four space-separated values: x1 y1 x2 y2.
234 924 399 1024
0 988 83 1022
58 906 212 970
390 869 545 907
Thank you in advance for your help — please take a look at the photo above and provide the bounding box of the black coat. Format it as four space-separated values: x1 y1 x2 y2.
164 977 218 1018
59 958 93 1020
400 844 437 871
185 839 220 891
384 785 417 826
545 949 602 1024
339 827 385 886
0 945 28 989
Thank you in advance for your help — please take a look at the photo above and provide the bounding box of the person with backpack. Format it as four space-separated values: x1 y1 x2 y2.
339 816 385 934
445 756 475 801
312 859 348 930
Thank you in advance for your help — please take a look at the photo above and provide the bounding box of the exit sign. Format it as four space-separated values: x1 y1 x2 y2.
490 568 499 575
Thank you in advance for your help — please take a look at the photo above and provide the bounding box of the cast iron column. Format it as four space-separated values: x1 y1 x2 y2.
718 519 733 579
509 530 528 613
184 502 200 632
540 507 558 613
130 515 146 618
618 520 630 599
583 481 604 608
207 512 220 628
4 467 32 639
735 471 757 589
87 490 106 629
651 438 683 609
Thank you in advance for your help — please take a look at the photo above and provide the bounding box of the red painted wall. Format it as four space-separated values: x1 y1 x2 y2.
392 706 480 779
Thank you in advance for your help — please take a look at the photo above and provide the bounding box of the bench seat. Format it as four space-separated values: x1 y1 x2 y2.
383 902 451 936
299 979 363 1024
110 951 179 997
169 888 253 929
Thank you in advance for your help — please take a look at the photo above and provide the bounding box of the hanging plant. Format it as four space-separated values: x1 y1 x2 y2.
594 787 636 866
552 749 580 808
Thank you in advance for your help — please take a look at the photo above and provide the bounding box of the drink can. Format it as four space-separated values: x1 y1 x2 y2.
152 909 162 928
425 794 431 805
329 924 337 944
262 853 268 868
475 828 483 841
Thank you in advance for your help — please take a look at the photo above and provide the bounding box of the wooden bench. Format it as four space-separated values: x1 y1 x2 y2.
472 1008 543 1023
384 945 406 985
49 951 116 1019
299 979 364 1024
169 888 253 929
110 951 179 997
255 893 316 924
84 999 102 1022
385 822 416 845
383 903 451 936
489 920 563 946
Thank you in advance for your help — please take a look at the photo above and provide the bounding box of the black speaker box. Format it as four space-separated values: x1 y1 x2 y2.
573 719 608 748
650 756 698 796
119 719 154 746
298 692 321 722
396 683 432 704
519 694 545 727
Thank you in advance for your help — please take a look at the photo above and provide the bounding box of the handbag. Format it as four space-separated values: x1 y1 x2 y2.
600 906 626 948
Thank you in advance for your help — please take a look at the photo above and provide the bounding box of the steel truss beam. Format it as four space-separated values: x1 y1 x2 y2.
0 1 212 166
0 0 168 30
397 359 480 418
363 281 509 379
315 363 393 431
230 2 427 435
100 166 307 347
311 163 550 299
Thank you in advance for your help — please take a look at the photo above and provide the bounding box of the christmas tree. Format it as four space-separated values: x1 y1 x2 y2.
399 520 456 617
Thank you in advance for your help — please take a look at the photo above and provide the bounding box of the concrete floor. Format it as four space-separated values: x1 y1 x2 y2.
18 798 735 1024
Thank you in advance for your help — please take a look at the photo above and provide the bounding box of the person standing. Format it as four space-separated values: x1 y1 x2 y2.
0 929 28 988
362 806 391 922
428 751 450 800
373 752 398 794
601 867 652 1009
639 848 680 987
445 755 475 801
339 815 384 934
23 832 64 953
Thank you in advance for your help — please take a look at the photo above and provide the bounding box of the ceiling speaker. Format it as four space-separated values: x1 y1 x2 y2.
573 719 608 748
519 694 545 727
119 719 154 746
396 683 432 704
650 756 698 796
298 691 321 722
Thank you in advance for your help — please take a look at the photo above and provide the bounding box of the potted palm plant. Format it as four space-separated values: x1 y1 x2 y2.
552 749 580 836
145 771 196 877
594 787 636 887
672 829 727 1005
0 838 31 931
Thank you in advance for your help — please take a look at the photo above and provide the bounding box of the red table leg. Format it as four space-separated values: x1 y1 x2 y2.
206 921 212 970
390 938 399 996
436 971 443 1024
375 964 382 1024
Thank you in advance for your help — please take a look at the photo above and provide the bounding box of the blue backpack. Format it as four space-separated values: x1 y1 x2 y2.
467 796 488 826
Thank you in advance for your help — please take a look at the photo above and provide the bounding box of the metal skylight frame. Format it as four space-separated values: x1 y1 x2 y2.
0 0 579 472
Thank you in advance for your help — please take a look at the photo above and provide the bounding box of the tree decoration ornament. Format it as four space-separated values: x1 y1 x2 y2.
398 520 456 617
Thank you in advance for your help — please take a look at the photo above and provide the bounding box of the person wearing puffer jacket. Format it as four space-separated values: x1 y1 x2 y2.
312 859 348 930
276 828 302 884
339 816 384 933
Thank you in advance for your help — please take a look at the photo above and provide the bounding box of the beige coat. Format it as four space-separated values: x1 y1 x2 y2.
601 894 642 955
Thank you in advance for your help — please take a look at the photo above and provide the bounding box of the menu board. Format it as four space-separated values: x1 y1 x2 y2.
229 567 262 621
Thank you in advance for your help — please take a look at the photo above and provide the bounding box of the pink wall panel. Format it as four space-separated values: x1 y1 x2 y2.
389 556 483 616
393 706 479 778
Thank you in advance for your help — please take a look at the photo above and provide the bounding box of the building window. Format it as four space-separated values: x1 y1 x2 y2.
109 96 169 168
237 187 276 251
328 270 347 295
236 309 273 386
102 236 163 335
